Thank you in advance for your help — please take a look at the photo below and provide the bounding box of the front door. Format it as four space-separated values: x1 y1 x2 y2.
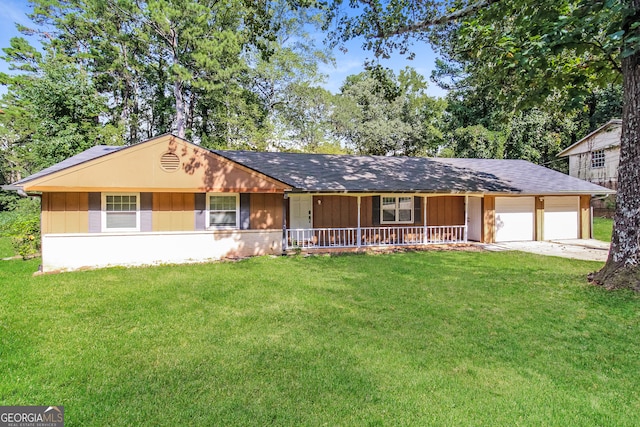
290 195 313 230
467 196 482 242
289 195 313 243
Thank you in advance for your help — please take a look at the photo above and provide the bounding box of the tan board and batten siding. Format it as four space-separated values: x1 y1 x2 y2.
312 196 358 228
152 193 195 231
44 191 284 233
250 193 283 230
41 192 89 234
427 196 465 226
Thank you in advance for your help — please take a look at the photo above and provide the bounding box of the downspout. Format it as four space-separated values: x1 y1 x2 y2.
591 206 594 239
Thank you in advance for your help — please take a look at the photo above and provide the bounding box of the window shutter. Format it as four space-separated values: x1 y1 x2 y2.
372 196 380 226
239 193 251 230
194 193 206 230
88 192 101 232
140 193 153 232
414 196 421 225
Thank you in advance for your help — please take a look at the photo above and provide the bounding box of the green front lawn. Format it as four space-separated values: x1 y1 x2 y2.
593 217 613 242
0 236 14 258
1 251 639 426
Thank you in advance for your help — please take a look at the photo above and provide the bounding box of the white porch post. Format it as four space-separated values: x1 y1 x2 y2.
282 193 288 252
423 195 428 244
464 195 469 242
357 196 362 248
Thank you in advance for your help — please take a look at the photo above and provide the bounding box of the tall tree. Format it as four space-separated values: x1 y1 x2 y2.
27 0 271 141
334 66 445 155
0 48 119 176
272 84 337 152
15 0 331 149
329 0 640 289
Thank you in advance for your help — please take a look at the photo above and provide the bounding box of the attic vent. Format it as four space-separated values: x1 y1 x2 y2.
160 152 180 172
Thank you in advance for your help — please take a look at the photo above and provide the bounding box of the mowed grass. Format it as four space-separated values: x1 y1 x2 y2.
0 236 14 258
1 251 639 426
593 217 613 242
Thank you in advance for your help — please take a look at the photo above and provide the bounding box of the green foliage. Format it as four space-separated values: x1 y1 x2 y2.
329 0 627 168
451 125 505 159
0 50 122 176
334 66 445 155
429 6 624 167
270 84 337 152
14 0 331 148
504 109 576 167
329 0 628 111
582 85 623 130
0 197 40 258
0 190 20 212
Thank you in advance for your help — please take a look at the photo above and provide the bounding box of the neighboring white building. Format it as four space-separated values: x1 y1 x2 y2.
557 119 621 190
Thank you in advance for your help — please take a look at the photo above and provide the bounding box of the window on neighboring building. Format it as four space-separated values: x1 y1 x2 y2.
381 196 413 224
207 194 239 228
591 150 605 168
103 193 139 231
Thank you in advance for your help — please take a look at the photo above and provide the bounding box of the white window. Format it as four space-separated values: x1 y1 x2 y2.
207 193 239 228
591 150 605 168
102 193 140 231
381 196 414 224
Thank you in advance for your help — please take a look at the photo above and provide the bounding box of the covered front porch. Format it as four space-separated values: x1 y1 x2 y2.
285 194 481 250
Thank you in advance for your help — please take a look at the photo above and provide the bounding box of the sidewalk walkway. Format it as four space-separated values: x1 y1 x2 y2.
481 239 610 262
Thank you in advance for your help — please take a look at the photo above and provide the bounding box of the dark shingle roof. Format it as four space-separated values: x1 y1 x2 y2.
214 150 612 195
4 138 612 195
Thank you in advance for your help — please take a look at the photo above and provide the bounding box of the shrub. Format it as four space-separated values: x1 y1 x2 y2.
0 197 41 259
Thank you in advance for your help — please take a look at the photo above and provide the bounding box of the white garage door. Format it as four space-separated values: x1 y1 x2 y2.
495 197 535 242
544 196 580 240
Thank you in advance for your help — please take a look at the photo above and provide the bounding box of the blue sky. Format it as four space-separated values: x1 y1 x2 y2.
0 0 446 97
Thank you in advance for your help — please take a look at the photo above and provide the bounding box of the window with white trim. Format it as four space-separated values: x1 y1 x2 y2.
381 196 414 224
207 193 239 228
102 193 140 231
591 149 605 168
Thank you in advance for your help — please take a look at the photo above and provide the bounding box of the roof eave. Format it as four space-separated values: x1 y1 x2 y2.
1 184 22 192
557 118 622 157
287 189 615 195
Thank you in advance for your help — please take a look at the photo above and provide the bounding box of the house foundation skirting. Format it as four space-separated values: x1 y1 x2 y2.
41 230 282 272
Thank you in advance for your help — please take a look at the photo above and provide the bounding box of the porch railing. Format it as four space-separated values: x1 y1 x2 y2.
286 225 466 249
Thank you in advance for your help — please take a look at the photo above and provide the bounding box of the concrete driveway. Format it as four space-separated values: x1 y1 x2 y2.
483 239 610 262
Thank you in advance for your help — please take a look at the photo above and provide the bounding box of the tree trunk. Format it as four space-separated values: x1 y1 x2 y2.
589 1 640 290
170 29 186 139
174 78 186 139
